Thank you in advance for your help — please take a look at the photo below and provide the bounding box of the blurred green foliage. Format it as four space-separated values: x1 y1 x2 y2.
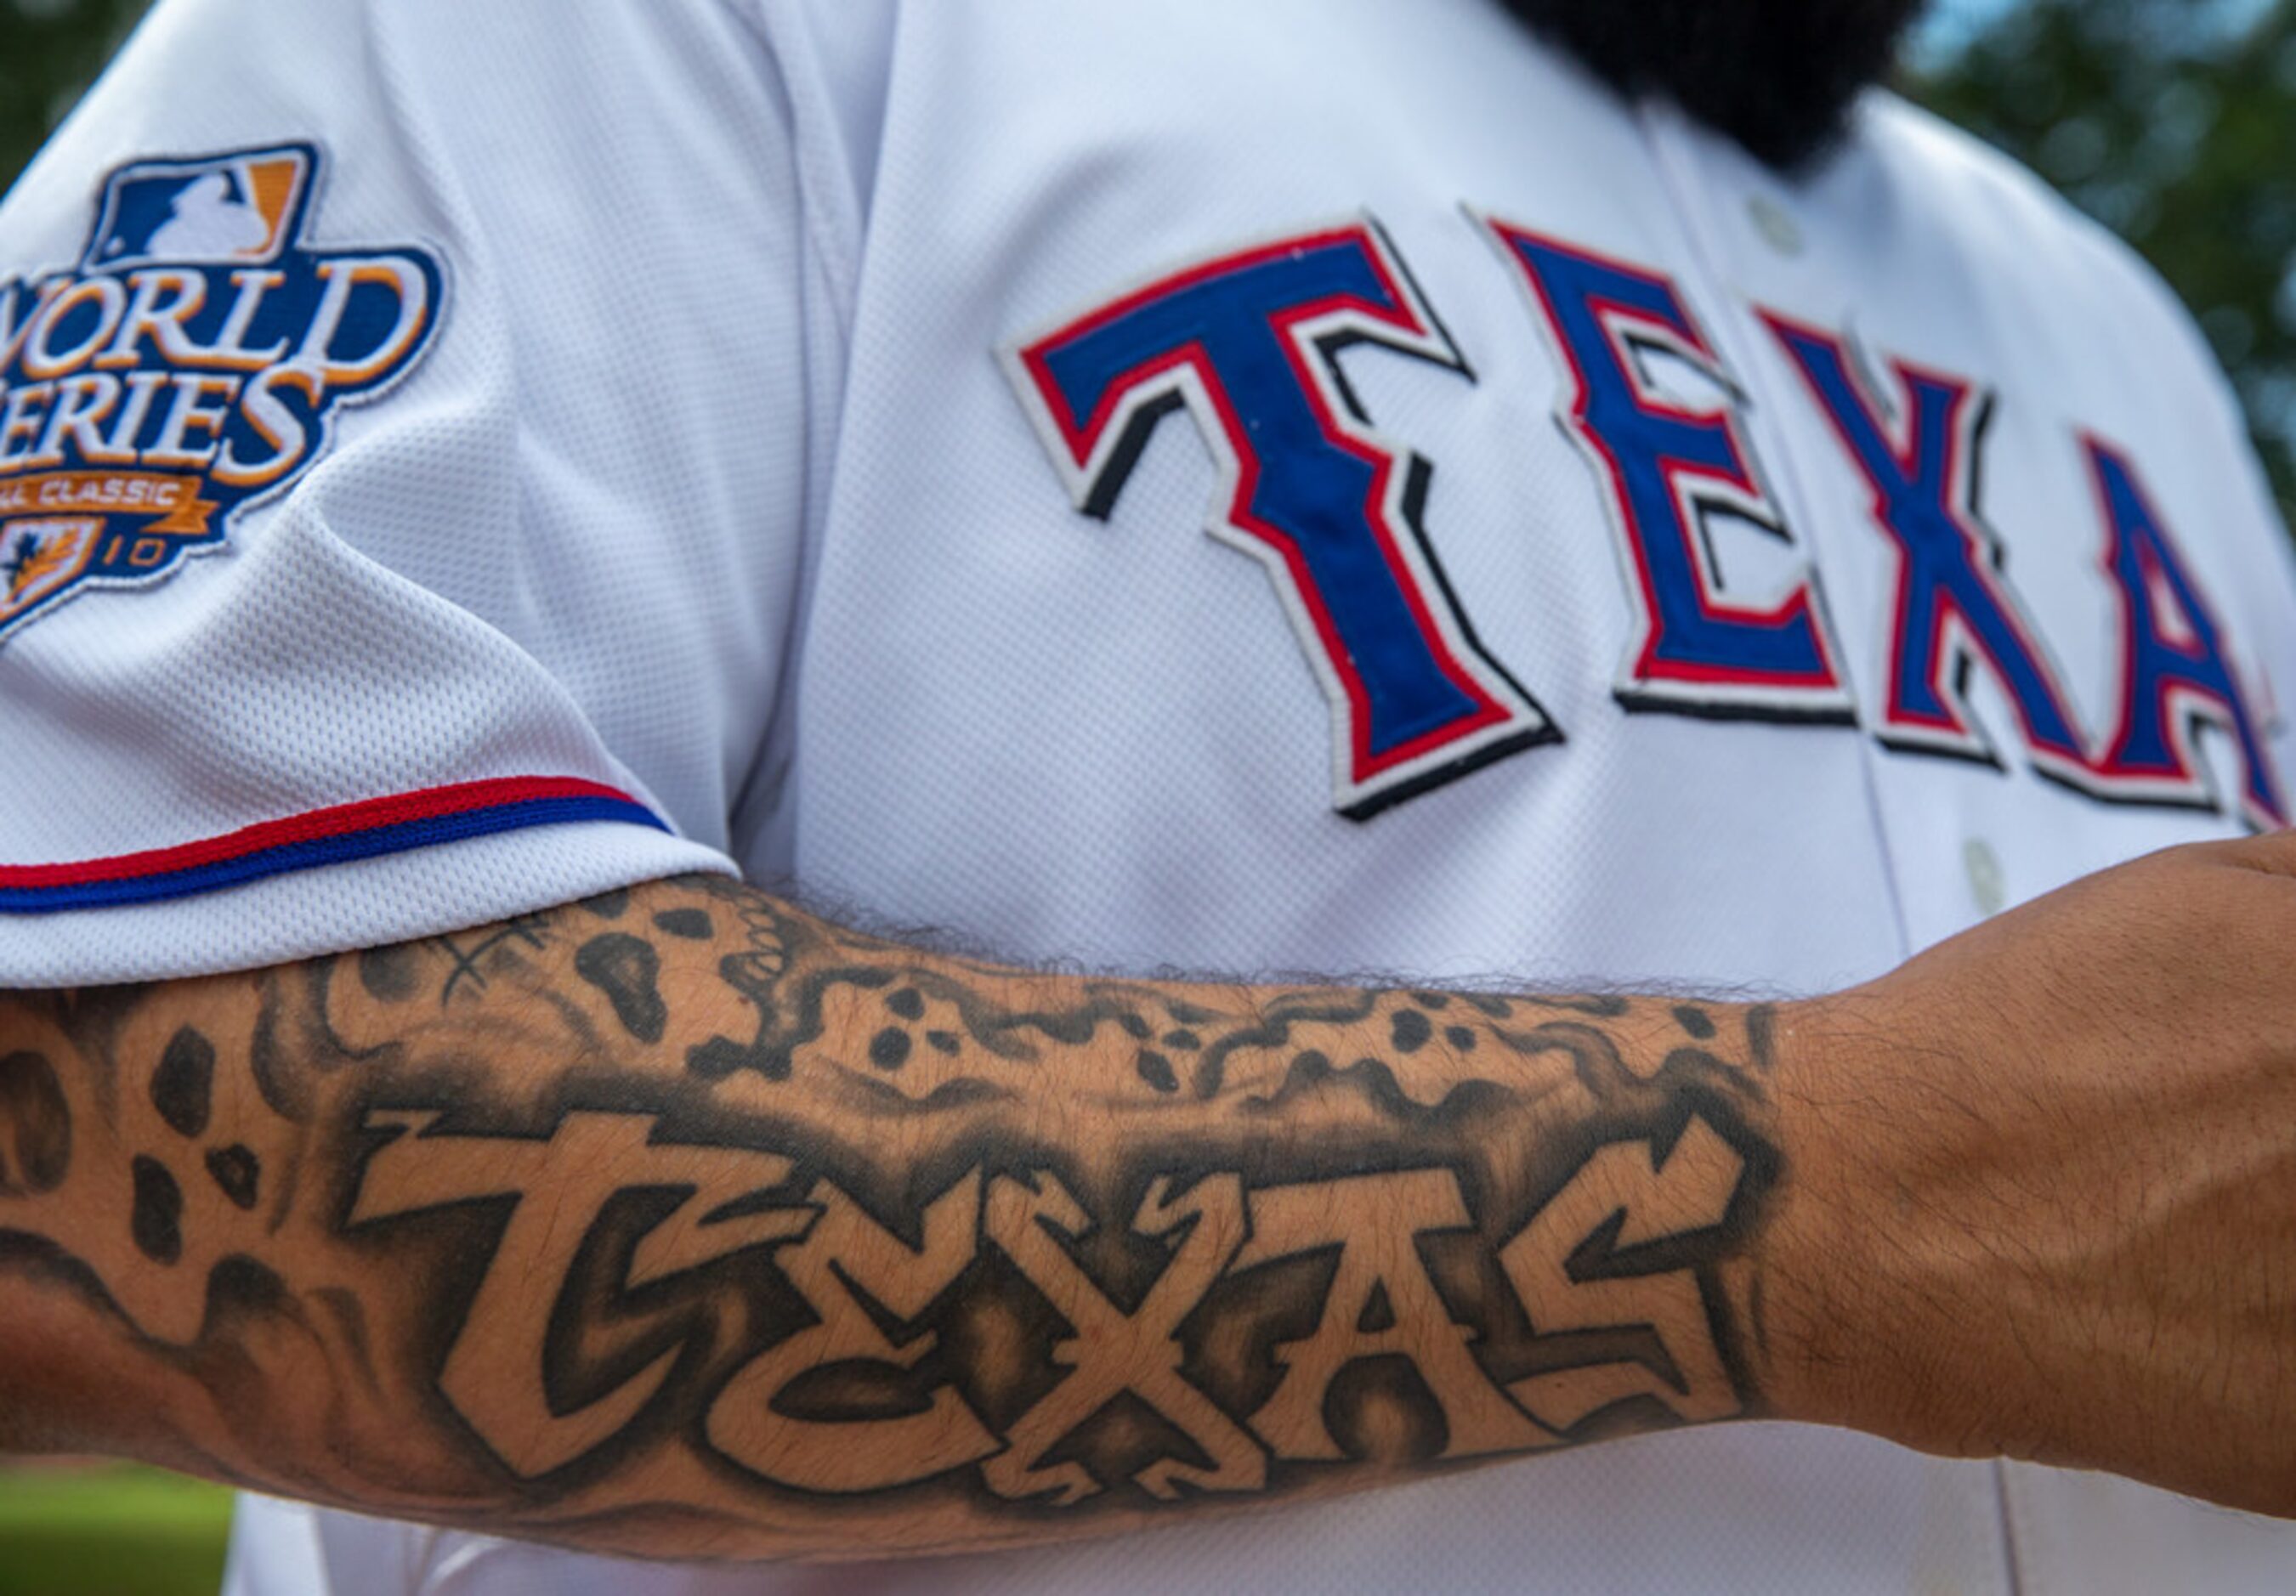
1 0 150 189
0 1464 233 1596
1913 0 2296 518
0 3 2293 514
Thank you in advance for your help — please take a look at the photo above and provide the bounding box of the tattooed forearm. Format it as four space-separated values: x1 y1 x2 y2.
0 876 1786 1560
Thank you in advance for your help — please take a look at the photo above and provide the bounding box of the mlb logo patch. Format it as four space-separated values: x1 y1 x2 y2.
0 142 442 648
82 148 312 273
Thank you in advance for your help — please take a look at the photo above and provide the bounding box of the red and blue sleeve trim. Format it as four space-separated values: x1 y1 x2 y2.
0 777 671 914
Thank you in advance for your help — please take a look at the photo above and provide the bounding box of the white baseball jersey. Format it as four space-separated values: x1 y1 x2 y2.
5 0 2295 1591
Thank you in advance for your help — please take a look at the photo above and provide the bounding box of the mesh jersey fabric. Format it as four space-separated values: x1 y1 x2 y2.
3 0 2294 1593
0 0 832 981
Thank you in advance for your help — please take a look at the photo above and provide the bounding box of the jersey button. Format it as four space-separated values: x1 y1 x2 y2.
1963 837 2008 918
1747 193 1804 257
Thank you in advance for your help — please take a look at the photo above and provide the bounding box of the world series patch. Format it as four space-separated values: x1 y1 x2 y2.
0 143 443 644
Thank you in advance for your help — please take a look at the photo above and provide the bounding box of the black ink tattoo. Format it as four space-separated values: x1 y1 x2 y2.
0 874 1788 1559
653 909 714 942
129 1155 184 1265
206 1146 261 1212
358 946 421 1005
575 935 668 1044
0 1050 71 1196
579 889 632 922
1390 1007 1432 1053
868 1027 912 1071
437 915 553 1007
1135 1050 1180 1095
150 1027 215 1140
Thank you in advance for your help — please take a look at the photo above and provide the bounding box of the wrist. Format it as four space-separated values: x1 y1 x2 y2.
1750 991 1948 1446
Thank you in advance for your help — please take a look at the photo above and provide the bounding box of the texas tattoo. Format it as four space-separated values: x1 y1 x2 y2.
0 876 1786 1559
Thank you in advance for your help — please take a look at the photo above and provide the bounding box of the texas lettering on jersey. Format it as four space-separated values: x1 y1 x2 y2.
0 143 442 646
1008 212 2288 832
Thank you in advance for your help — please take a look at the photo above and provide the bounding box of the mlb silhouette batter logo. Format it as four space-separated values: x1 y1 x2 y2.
85 149 310 271
0 143 443 644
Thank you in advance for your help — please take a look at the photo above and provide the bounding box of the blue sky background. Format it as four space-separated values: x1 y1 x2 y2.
1920 0 2023 50
1915 0 2281 62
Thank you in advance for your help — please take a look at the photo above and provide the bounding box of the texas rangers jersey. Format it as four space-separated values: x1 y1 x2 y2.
4 0 2295 1591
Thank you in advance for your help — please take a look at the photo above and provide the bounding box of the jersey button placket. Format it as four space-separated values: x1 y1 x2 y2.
1629 98 1919 966
1632 97 2025 1596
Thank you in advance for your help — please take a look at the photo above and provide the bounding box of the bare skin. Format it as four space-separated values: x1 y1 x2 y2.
1769 834 2296 1518
0 840 2293 1561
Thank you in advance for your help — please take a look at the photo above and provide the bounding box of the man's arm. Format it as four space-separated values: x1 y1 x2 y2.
9 839 2296 1560
0 874 1788 1559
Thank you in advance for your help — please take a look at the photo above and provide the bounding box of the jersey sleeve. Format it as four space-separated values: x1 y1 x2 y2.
0 0 829 985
